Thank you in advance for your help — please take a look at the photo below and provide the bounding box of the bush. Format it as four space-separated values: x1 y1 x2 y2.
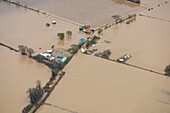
165 64 170 76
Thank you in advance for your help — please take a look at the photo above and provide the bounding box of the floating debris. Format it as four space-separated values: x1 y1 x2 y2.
103 40 111 44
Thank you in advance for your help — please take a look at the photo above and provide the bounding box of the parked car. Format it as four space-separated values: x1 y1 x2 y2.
117 54 131 63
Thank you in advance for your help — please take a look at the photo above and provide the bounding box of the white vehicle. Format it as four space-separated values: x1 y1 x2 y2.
117 54 131 63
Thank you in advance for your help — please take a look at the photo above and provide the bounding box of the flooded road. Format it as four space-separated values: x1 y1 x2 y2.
0 46 50 113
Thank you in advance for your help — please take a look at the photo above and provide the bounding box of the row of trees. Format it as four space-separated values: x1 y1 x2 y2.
57 31 72 40
18 45 35 57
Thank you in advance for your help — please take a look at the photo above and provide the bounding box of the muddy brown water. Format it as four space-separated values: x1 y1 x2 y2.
0 1 85 113
0 0 170 113
0 1 86 54
14 0 143 28
0 46 50 113
93 1 170 73
39 53 170 113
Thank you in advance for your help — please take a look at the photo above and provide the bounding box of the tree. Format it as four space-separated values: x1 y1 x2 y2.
18 45 28 55
165 64 170 76
98 28 103 35
27 48 35 58
66 31 72 37
57 33 65 40
27 80 44 105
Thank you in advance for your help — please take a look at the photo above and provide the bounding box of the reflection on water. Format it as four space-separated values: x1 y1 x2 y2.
57 40 65 46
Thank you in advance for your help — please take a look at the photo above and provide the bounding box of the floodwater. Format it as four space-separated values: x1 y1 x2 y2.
15 0 143 28
0 1 85 113
94 1 170 73
0 46 50 113
0 0 170 113
39 53 170 113
0 1 85 54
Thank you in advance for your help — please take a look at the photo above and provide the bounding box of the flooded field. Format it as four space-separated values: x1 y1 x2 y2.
0 46 50 113
0 0 170 113
0 1 85 54
14 0 144 28
93 1 170 73
39 53 170 113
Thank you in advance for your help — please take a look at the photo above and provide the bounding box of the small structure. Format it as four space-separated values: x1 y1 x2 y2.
80 46 87 53
52 21 56 24
79 26 94 34
40 50 53 59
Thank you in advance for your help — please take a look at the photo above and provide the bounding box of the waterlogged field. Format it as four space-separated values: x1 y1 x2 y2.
39 54 170 113
0 1 86 54
14 0 143 28
0 46 50 113
92 1 170 73
0 0 170 113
